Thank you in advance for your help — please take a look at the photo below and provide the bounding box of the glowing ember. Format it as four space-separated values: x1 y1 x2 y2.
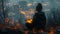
26 19 32 24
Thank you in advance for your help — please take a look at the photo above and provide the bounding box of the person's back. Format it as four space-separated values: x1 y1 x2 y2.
32 12 46 30
32 3 46 31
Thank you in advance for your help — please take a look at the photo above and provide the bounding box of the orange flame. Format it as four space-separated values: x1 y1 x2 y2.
26 19 32 24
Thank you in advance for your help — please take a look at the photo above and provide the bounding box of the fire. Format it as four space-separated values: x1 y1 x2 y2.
26 19 32 24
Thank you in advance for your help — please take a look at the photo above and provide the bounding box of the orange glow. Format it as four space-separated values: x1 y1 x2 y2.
48 27 55 34
20 11 26 15
26 19 32 24
24 31 29 34
29 9 35 14
16 23 20 27
16 23 22 29
40 30 44 33
48 31 54 34
38 29 44 33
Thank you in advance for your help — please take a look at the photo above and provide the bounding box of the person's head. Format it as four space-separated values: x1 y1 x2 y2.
36 3 42 12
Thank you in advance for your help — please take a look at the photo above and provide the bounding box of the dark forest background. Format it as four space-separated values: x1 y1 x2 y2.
0 0 60 31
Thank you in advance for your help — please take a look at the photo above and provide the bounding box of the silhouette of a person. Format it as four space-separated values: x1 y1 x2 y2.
25 3 46 34
32 3 46 32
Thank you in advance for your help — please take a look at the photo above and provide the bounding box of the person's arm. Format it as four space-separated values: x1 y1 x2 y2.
32 13 37 23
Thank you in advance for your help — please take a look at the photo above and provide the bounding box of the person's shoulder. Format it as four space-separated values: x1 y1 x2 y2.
38 12 44 14
34 12 45 15
40 12 44 13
